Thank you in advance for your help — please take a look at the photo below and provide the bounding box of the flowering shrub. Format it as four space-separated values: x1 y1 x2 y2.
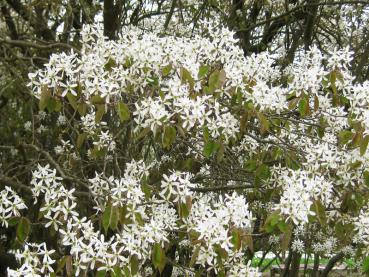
3 20 369 276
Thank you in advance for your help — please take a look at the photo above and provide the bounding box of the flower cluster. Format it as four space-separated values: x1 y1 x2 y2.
0 186 27 227
8 243 56 276
18 17 369 275
275 169 333 225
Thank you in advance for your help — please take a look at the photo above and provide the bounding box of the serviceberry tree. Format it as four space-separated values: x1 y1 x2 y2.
1 1 369 277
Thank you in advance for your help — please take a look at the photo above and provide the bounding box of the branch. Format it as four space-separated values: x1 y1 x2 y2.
0 174 32 193
238 0 369 33
321 252 345 277
5 0 55 41
191 184 254 192
22 144 89 190
0 39 80 53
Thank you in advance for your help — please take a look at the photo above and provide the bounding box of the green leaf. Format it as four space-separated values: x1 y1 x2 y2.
288 97 299 110
56 256 67 274
77 133 87 149
264 212 281 233
39 88 51 111
104 57 116 71
130 255 139 276
216 142 225 163
231 229 241 251
95 104 105 123
361 135 369 156
364 171 369 187
180 67 195 90
244 160 257 172
314 95 319 112
102 202 112 234
338 130 354 145
179 202 190 219
255 164 271 180
257 112 269 135
244 233 254 253
151 243 166 273
208 69 226 93
352 131 363 147
8 217 20 226
47 98 60 113
66 93 78 110
102 201 119 233
190 246 200 267
116 101 130 122
17 217 31 243
277 221 288 233
77 103 87 116
203 127 210 142
91 95 105 105
110 206 119 231
362 256 369 273
162 64 172 77
112 266 123 277
203 140 219 158
298 97 310 117
313 200 326 226
96 269 106 277
198 65 209 79
281 225 292 251
162 126 176 149
330 70 337 94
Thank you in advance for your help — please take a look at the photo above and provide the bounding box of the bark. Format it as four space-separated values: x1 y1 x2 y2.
303 0 319 50
6 0 55 41
311 254 320 277
290 252 302 277
321 252 344 277
104 0 124 39
1 4 18 40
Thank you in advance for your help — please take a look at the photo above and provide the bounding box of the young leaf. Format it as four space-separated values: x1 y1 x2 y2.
77 133 87 149
162 125 176 149
364 171 369 187
180 67 195 90
216 142 225 163
17 217 31 243
96 269 106 277
243 233 254 253
360 135 369 156
203 140 219 158
190 246 201 267
66 93 78 111
39 89 52 111
264 212 282 233
257 112 269 134
162 64 172 77
116 101 130 122
102 201 118 233
152 243 166 273
244 160 257 172
130 255 139 276
362 256 369 273
77 103 87 116
255 164 271 180
231 229 241 251
198 65 209 79
313 200 327 226
281 226 292 251
208 69 226 93
298 97 310 117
